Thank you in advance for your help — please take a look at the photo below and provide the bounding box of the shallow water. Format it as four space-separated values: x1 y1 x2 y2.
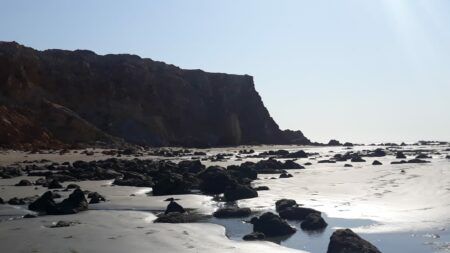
206 213 450 253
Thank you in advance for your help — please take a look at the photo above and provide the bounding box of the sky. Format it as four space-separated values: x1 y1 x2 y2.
1 0 449 143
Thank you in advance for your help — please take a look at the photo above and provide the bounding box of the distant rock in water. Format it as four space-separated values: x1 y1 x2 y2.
0 41 310 148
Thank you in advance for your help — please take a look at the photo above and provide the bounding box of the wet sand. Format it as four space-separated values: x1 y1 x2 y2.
0 144 449 252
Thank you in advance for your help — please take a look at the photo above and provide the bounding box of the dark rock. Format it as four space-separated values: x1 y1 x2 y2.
243 232 265 241
254 186 269 191
15 179 32 186
327 228 381 253
344 164 353 167
88 192 106 204
227 164 257 180
66 183 80 189
396 151 406 159
23 214 37 218
328 139 341 146
8 197 26 205
275 199 297 212
0 197 4 204
304 162 312 166
279 206 321 220
154 212 202 223
198 166 234 194
318 160 336 163
300 213 328 230
152 173 191 195
252 212 296 237
279 173 293 178
35 178 48 185
164 201 185 215
113 172 153 187
370 149 386 157
0 166 22 179
351 156 366 162
47 180 63 189
343 142 354 147
416 154 431 159
56 188 88 214
29 191 57 213
284 150 308 158
224 184 258 201
372 160 382 165
407 159 430 164
213 207 251 218
51 220 73 228
391 160 407 164
177 160 205 174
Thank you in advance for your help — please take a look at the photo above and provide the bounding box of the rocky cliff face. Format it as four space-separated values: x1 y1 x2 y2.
0 42 310 148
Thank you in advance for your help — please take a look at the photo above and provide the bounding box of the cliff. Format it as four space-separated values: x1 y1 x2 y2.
0 42 310 148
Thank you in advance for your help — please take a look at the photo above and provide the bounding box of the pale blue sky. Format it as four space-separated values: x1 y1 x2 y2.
1 0 449 143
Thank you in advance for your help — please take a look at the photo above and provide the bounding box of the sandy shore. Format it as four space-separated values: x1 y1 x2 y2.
0 144 449 252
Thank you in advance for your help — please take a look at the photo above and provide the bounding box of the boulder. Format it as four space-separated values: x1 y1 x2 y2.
224 184 258 201
29 191 58 213
300 213 328 230
372 160 382 165
227 164 257 180
8 197 26 205
416 154 431 159
152 173 191 195
279 206 321 220
0 197 4 204
154 212 202 223
279 173 293 178
47 180 63 189
396 151 406 159
15 179 32 186
327 228 381 253
55 188 88 214
275 199 297 212
328 139 341 146
88 192 106 204
213 207 251 218
243 232 265 241
252 212 296 237
407 159 430 164
164 201 185 215
198 166 234 194
254 186 269 191
351 156 366 162
344 164 353 167
177 160 205 174
113 172 153 187
284 150 308 158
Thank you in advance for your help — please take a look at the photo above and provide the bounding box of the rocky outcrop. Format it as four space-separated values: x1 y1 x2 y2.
0 41 310 148
327 229 381 253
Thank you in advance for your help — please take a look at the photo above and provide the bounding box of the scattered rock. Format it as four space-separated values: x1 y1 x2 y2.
164 201 185 215
300 213 328 230
66 184 80 189
213 207 251 218
87 192 106 204
251 212 296 237
15 179 33 186
372 160 382 165
243 232 265 241
327 228 381 253
254 186 269 191
47 180 63 189
51 220 74 228
396 151 406 159
198 166 234 194
279 173 293 178
279 206 321 220
8 197 26 205
224 184 258 201
275 199 297 212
